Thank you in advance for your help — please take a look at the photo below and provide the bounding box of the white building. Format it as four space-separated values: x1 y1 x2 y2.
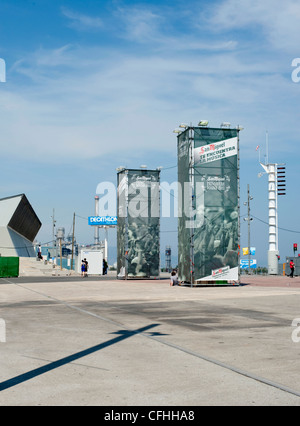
0 194 41 257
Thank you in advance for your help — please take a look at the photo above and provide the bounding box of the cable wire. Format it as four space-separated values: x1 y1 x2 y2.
251 215 300 234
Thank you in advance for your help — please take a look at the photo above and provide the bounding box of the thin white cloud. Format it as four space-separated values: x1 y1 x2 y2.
114 5 238 53
2 2 299 165
114 6 163 42
61 7 103 31
208 0 300 52
2 45 296 162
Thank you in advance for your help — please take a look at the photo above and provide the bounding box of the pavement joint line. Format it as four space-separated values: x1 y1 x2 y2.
21 355 110 371
0 323 158 392
145 335 300 399
4 279 300 399
7 280 124 329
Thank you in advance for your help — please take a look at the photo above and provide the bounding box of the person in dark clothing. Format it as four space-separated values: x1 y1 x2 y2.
81 260 86 277
83 258 88 277
170 270 180 286
103 259 108 275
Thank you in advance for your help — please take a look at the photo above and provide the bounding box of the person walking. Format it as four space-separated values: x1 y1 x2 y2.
103 259 108 275
289 259 295 278
81 260 86 277
83 258 88 277
37 245 43 260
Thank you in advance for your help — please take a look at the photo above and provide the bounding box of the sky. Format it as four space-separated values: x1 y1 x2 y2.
0 0 300 267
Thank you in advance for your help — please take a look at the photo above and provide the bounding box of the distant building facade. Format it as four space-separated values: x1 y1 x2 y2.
0 194 41 257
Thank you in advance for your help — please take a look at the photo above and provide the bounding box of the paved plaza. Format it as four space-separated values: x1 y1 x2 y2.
1 273 300 406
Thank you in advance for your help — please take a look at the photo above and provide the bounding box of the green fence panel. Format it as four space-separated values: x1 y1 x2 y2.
0 257 19 278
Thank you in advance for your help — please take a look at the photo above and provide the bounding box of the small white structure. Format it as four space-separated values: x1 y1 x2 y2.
78 249 103 275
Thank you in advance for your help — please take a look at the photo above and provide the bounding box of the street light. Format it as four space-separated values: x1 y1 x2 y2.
198 120 209 127
221 122 231 128
243 184 253 274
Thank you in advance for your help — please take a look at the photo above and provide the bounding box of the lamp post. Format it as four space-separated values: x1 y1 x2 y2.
244 184 253 274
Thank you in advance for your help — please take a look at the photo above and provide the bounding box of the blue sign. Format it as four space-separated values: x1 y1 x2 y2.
88 216 117 226
240 259 257 269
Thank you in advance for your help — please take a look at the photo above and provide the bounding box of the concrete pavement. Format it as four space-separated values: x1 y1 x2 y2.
0 273 300 406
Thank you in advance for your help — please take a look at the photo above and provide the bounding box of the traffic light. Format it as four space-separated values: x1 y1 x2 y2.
294 243 297 253
277 166 286 195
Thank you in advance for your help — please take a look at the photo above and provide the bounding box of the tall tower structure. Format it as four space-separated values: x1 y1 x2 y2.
117 167 161 279
258 131 286 275
259 162 285 275
165 246 171 272
174 121 242 285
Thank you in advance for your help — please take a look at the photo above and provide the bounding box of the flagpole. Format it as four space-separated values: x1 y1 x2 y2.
266 131 268 164
256 145 261 162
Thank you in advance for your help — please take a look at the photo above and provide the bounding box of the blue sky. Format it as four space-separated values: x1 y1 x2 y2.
1 0 300 266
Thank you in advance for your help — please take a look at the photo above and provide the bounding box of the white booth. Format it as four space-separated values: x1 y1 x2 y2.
78 249 103 275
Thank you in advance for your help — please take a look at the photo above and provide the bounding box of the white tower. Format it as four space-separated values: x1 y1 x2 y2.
260 162 279 274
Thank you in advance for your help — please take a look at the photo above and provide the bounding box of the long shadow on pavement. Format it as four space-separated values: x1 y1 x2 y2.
0 323 159 392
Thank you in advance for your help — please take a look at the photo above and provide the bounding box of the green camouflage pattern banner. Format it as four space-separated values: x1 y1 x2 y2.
117 169 160 278
178 128 239 283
